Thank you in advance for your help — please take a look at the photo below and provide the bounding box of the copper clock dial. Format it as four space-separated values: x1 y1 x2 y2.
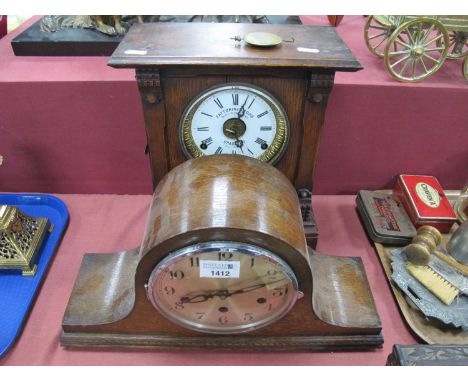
146 242 301 334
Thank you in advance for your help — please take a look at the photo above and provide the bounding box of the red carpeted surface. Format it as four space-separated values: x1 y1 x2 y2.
0 194 418 366
0 16 466 195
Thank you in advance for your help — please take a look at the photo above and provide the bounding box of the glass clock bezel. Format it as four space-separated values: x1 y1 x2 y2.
179 83 290 165
145 241 300 334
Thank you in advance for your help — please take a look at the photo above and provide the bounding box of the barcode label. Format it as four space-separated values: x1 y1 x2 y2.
200 260 240 278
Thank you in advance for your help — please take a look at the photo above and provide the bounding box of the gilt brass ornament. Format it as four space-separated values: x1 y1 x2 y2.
0 205 51 276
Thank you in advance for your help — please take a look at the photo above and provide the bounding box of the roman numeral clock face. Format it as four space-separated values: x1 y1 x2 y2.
180 84 290 164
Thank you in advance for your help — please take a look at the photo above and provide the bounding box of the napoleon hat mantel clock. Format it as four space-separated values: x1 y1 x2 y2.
61 23 382 351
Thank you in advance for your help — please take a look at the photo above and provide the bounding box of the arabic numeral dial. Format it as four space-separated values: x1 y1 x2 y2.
145 242 300 334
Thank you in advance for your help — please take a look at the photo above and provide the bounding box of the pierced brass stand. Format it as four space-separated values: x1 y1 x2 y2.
0 205 51 276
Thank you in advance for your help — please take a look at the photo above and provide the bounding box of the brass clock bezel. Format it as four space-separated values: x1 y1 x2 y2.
145 241 300 334
179 83 290 165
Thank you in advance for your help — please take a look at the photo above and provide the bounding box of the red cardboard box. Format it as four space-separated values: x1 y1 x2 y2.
393 174 457 233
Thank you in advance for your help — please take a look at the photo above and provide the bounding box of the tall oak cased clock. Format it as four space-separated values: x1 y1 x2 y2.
60 23 383 351
107 22 363 248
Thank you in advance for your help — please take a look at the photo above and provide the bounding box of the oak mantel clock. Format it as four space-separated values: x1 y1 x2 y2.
61 23 383 351
107 22 362 248
61 155 382 350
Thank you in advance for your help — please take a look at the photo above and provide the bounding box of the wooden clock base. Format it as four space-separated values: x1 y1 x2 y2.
61 331 383 351
61 249 383 351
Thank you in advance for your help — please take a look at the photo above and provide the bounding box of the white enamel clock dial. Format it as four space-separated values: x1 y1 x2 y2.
145 242 302 334
180 84 289 164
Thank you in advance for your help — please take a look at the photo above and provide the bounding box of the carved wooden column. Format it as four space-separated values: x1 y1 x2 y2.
296 72 335 246
135 68 168 187
295 72 335 191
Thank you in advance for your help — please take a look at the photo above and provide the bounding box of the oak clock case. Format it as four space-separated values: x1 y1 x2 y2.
61 155 383 350
107 23 363 248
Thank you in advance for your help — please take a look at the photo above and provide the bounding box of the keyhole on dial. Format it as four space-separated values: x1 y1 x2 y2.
218 306 229 313
257 297 267 304
261 143 268 150
200 143 208 150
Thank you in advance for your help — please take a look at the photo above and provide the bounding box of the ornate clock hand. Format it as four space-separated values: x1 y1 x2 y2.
234 131 244 152
180 277 286 304
225 126 244 152
235 139 244 152
237 95 250 119
180 281 285 308
180 289 231 304
179 293 212 304
230 278 286 296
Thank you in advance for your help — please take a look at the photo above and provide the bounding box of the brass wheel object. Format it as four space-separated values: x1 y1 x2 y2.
385 18 449 82
438 30 468 60
364 16 396 57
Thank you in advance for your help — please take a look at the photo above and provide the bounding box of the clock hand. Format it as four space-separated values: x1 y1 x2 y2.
234 95 251 149
179 289 231 304
234 132 244 152
237 95 250 119
225 127 244 152
230 278 286 296
179 278 286 304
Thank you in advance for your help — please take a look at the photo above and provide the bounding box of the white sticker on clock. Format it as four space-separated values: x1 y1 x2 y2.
200 260 240 278
297 47 320 53
124 49 148 55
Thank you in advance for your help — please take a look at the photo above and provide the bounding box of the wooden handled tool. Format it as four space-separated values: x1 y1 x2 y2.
405 225 468 276
405 225 468 305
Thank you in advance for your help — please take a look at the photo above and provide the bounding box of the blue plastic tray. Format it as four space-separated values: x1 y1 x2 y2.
0 194 69 358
